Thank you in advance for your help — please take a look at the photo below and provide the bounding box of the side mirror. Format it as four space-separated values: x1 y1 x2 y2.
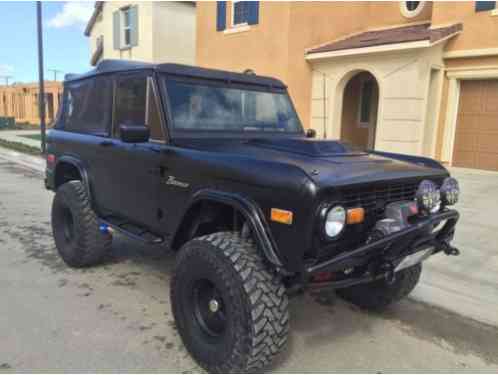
306 128 316 138
120 124 150 143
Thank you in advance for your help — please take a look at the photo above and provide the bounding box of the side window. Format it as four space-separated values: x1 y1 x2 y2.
63 76 112 135
114 75 164 141
146 78 164 141
114 76 147 137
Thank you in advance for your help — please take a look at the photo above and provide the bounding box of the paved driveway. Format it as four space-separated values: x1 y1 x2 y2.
0 152 497 371
412 167 498 327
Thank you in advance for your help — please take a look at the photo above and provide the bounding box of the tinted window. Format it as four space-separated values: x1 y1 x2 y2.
165 79 302 133
63 76 112 135
114 76 147 137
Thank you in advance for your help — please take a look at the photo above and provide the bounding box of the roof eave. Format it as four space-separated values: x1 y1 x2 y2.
306 30 461 61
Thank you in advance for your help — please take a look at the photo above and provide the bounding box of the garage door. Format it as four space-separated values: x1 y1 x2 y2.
453 80 498 171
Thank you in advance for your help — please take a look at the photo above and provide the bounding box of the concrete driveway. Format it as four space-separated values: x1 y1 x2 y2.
0 152 497 371
412 167 498 327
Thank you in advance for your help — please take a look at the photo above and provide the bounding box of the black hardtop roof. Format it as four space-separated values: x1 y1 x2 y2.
64 59 286 89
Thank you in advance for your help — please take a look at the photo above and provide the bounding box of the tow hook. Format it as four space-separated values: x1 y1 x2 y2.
442 241 460 256
380 262 396 284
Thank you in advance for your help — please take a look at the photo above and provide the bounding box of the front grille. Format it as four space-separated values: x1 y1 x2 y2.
315 178 443 260
341 181 419 220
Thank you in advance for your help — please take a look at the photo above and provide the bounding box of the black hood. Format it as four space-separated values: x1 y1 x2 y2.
174 137 448 188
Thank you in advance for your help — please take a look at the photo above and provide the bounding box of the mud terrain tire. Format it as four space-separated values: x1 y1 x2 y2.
51 181 111 267
171 232 289 373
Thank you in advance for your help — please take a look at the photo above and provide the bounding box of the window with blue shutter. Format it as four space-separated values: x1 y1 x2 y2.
247 1 259 25
216 1 226 31
475 1 496 11
231 1 259 27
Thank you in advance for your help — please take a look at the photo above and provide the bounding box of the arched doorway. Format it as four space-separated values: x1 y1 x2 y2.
340 71 379 150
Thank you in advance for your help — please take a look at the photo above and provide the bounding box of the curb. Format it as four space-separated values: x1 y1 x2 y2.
0 146 45 173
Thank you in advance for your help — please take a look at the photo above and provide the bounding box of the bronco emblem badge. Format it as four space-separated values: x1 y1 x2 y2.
165 175 189 188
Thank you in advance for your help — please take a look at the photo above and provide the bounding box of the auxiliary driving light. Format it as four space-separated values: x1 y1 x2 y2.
415 180 441 214
440 177 460 206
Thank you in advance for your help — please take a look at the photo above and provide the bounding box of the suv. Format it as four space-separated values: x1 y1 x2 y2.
46 60 460 373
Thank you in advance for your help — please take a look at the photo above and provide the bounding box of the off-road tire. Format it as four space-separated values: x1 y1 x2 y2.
336 263 422 310
51 180 111 268
171 232 289 373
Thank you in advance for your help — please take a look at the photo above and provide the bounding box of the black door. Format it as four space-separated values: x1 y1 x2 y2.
101 72 166 230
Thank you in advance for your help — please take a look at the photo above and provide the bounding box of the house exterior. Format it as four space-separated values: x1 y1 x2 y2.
196 1 498 171
0 81 62 125
85 1 196 66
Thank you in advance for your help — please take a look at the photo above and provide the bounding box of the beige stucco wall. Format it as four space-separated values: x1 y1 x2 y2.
152 2 196 64
433 2 498 52
196 2 292 83
310 43 446 156
88 2 195 65
89 2 154 62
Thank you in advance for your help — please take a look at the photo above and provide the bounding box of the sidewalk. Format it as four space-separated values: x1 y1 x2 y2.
0 130 42 149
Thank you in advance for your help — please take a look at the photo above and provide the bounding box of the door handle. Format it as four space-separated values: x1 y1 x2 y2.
99 140 115 147
148 166 165 176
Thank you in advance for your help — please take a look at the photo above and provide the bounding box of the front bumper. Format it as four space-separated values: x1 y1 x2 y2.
305 209 459 289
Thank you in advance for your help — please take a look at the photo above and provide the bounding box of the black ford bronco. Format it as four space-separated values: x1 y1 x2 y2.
45 60 460 373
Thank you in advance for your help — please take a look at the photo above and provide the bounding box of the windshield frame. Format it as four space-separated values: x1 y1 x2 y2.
159 73 305 139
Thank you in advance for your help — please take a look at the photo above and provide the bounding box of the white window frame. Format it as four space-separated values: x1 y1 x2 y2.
231 1 248 28
400 1 426 18
121 7 131 48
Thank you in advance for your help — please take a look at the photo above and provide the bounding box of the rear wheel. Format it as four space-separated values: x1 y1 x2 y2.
51 181 111 267
336 264 422 310
171 232 289 373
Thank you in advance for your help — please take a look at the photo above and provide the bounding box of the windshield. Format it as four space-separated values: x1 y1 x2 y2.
164 78 303 134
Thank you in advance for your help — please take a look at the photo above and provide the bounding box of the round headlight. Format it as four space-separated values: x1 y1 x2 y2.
415 180 441 214
440 177 459 206
325 206 346 238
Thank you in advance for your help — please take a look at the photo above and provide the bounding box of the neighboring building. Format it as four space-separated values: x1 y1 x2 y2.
85 1 196 66
197 1 498 171
0 81 62 125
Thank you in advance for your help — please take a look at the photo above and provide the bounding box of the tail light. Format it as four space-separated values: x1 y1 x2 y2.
46 153 56 167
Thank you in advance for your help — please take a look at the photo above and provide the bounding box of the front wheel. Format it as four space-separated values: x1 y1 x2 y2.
171 232 289 373
336 263 422 310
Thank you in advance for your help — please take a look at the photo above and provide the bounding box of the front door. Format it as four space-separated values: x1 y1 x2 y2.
102 72 166 230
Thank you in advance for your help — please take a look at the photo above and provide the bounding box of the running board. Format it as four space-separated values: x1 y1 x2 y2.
99 217 164 245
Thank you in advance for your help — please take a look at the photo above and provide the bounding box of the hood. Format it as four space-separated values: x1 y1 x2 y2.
173 137 448 188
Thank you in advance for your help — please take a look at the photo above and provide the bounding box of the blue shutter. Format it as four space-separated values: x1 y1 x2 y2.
113 11 120 50
475 1 495 11
248 1 259 25
216 2 226 31
130 5 139 47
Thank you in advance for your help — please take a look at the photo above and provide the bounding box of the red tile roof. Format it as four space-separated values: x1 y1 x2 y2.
307 23 463 55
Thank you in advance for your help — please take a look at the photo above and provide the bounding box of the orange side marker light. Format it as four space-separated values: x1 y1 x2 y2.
346 207 365 224
271 208 293 225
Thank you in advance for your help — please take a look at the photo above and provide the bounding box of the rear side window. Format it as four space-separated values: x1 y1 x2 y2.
63 76 112 135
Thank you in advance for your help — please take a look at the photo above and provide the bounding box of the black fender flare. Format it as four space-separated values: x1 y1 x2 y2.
54 156 94 207
174 189 283 267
